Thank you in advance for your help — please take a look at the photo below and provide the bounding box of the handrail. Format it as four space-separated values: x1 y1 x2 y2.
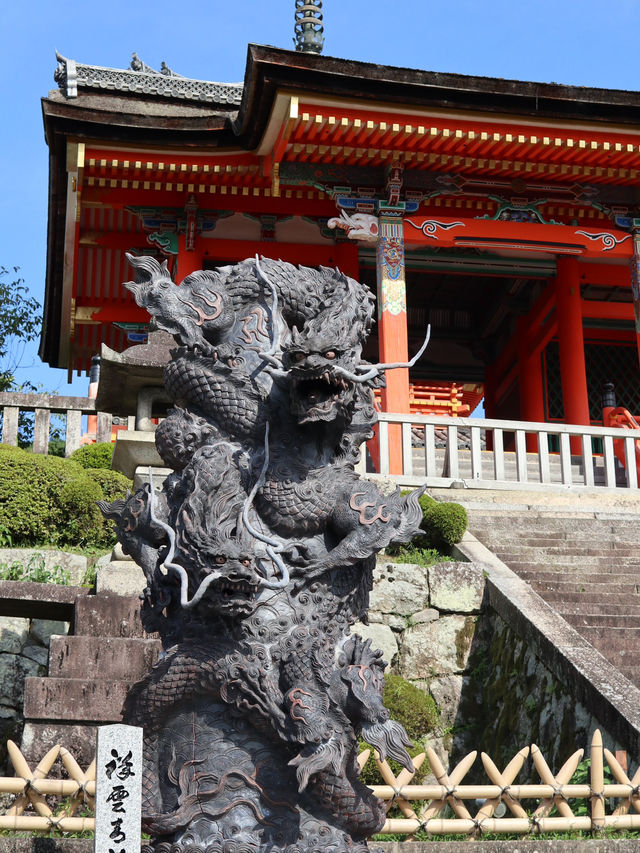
0 391 112 456
365 413 640 490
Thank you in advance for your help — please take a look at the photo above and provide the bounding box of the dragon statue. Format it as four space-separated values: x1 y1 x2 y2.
100 254 429 853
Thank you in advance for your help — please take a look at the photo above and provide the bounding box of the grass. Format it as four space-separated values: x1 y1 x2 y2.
0 545 109 587
384 543 452 567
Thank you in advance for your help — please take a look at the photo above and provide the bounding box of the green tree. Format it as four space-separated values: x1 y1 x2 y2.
0 266 42 391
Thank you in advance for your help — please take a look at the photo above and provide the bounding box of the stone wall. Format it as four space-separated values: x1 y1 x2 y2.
352 558 486 768
0 614 69 775
354 557 625 781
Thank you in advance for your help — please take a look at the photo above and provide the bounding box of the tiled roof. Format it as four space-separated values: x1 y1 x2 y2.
54 53 243 106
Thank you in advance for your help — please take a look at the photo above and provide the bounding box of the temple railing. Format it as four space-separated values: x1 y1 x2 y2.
0 392 112 457
360 412 640 491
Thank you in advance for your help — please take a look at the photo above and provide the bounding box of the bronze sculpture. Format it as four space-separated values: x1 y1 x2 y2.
101 256 426 853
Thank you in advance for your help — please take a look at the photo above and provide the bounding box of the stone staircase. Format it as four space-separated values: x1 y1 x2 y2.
467 510 640 687
409 447 626 486
21 591 160 768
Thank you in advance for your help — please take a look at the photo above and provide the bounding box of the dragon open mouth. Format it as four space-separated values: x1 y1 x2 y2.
197 576 259 612
291 369 350 423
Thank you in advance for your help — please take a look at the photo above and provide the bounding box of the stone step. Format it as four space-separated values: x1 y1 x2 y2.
24 676 130 722
618 666 640 687
579 626 640 647
48 635 161 679
470 515 640 530
474 542 638 558
495 553 640 570
563 613 640 629
510 569 640 586
529 579 639 596
545 591 640 608
550 600 640 618
0 580 89 622
74 593 153 638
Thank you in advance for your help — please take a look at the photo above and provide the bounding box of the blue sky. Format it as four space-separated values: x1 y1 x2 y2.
3 0 640 395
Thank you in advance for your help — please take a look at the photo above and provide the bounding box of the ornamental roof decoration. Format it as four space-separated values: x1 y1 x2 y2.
53 52 243 106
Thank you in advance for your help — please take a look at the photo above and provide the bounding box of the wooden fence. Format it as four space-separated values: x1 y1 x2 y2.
0 392 112 456
360 412 640 491
2 730 640 838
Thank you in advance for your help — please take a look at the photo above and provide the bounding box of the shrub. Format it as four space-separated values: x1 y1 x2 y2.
86 468 132 503
70 442 114 469
422 501 468 549
0 445 125 548
389 491 467 558
58 477 105 545
359 674 439 786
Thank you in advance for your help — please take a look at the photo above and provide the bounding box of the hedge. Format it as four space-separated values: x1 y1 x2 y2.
0 445 131 547
70 442 114 470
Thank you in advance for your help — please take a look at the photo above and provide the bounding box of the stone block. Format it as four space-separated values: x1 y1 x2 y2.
0 549 87 586
0 580 88 621
74 593 149 638
111 430 164 479
96 561 146 596
399 615 476 678
0 653 43 708
21 643 49 667
413 608 439 625
429 674 465 727
30 619 69 647
24 677 130 722
21 721 99 771
0 616 29 654
350 622 398 667
429 562 485 613
49 635 161 679
370 560 429 615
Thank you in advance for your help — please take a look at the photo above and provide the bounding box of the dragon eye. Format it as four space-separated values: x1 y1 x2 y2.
215 555 227 565
324 351 336 360
240 558 251 567
291 352 306 363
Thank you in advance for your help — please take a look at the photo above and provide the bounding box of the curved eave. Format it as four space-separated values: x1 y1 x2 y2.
234 45 640 151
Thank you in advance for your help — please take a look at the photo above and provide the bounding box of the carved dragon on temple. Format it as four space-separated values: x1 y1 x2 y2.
100 254 429 853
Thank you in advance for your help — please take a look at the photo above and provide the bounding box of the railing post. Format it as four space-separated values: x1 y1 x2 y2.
624 435 638 490
424 424 436 477
65 410 82 457
470 426 482 480
603 435 617 488
402 421 413 477
559 433 573 485
492 427 504 481
538 431 551 484
1 406 19 446
378 420 390 476
446 424 459 479
581 434 595 487
33 408 50 455
515 430 528 482
96 412 112 444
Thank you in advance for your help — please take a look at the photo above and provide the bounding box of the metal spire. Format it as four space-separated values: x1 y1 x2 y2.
294 1 324 54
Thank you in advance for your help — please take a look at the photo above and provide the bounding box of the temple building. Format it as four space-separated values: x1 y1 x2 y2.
40 4 640 471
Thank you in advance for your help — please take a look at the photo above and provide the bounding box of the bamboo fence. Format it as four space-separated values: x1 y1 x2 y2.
1 730 639 838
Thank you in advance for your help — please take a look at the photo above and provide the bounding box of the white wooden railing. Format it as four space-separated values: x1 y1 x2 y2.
0 392 112 457
359 412 640 491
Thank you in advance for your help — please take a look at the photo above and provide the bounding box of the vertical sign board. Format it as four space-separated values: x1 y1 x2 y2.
94 724 143 853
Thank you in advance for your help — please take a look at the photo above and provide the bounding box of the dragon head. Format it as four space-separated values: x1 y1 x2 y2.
283 272 375 424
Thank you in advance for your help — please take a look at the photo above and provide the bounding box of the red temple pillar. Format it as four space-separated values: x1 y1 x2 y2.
556 257 590 448
176 233 203 281
376 209 410 474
